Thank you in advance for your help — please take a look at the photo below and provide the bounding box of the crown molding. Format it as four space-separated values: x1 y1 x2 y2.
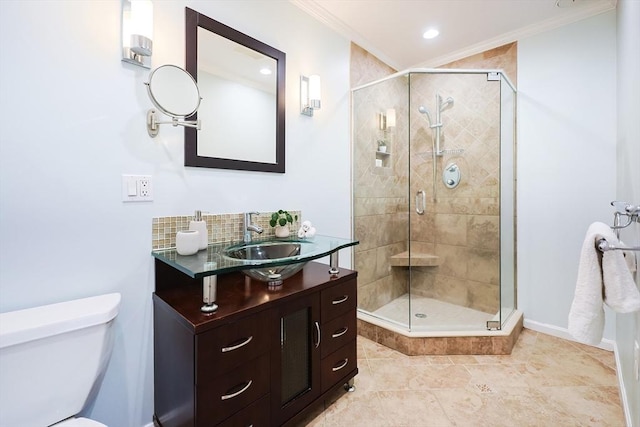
291 0 616 71
289 0 402 70
416 0 617 68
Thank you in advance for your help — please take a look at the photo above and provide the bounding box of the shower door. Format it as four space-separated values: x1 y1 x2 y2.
407 71 515 332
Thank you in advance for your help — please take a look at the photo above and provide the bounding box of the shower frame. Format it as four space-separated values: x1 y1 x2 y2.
351 68 517 340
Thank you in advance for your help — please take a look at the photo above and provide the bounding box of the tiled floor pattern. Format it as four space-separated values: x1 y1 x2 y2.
372 294 495 331
298 329 625 426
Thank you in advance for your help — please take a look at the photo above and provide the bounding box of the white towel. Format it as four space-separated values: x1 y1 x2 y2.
568 222 640 345
623 248 637 273
603 245 640 312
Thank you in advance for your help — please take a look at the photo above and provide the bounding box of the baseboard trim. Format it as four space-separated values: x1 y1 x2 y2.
613 342 634 427
522 318 615 351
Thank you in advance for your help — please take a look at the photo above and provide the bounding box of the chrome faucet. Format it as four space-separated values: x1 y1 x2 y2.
243 212 264 243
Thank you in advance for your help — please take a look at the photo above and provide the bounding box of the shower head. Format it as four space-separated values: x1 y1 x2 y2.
418 105 432 125
440 97 454 112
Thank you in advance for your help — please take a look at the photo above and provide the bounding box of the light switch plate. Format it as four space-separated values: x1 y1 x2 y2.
122 174 153 202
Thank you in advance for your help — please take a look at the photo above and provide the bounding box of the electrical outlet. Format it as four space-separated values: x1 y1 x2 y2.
139 176 152 197
122 174 153 202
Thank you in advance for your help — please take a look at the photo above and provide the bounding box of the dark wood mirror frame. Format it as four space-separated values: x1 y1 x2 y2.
185 7 286 173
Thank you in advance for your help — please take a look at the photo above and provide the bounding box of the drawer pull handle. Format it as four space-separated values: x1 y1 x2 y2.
314 321 321 349
221 336 253 353
221 380 252 401
332 358 349 372
332 295 348 305
332 327 348 338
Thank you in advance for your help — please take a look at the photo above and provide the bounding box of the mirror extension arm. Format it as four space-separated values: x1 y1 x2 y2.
147 110 200 138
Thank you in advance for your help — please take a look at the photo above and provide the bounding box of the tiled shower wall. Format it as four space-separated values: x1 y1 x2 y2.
152 211 301 250
352 43 516 317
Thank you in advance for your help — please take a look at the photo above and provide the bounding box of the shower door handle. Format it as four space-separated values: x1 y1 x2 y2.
416 190 426 215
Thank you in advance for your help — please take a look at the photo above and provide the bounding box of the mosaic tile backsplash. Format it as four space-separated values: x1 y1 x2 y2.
152 211 301 250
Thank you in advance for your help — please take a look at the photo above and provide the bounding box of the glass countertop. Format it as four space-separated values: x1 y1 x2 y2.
151 235 359 278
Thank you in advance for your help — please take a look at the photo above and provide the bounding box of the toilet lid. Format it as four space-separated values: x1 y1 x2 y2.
54 418 107 427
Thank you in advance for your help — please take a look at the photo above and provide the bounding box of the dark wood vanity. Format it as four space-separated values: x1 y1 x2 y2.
152 260 358 427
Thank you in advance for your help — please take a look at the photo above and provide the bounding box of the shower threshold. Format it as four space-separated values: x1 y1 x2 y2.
357 302 524 355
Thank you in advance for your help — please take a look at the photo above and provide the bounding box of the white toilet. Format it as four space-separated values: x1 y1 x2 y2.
0 292 121 427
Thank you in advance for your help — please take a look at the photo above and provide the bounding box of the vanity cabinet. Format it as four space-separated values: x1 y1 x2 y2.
152 261 357 427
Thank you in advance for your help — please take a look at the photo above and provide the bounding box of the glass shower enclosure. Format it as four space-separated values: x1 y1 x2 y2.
352 69 516 333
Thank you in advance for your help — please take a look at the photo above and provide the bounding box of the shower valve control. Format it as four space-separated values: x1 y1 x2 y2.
443 163 461 189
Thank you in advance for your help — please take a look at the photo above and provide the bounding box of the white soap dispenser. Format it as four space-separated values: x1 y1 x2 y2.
189 210 208 250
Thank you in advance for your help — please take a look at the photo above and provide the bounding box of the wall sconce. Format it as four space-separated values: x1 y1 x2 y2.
378 108 396 130
386 109 396 128
301 75 321 116
122 0 153 68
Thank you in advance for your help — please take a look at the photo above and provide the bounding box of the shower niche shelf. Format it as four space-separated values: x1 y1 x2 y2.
390 251 440 267
375 150 390 168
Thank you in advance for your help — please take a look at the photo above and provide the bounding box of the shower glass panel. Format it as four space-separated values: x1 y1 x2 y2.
352 69 516 333
352 74 410 329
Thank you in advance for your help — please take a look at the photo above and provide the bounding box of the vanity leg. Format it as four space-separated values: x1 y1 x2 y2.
328 251 340 275
201 275 218 313
344 379 355 393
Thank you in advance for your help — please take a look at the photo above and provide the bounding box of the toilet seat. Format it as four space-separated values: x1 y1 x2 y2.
53 417 107 427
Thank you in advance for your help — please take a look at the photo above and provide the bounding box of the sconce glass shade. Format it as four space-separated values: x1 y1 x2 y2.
386 108 396 128
122 0 153 68
301 74 321 116
308 75 321 109
378 112 386 130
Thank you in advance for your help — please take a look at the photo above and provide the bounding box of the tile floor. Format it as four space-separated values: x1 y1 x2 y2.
299 329 625 426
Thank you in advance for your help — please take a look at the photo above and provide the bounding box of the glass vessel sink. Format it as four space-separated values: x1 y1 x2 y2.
223 240 317 285
151 234 359 285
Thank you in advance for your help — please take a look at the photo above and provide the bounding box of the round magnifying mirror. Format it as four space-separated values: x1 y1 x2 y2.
146 65 201 118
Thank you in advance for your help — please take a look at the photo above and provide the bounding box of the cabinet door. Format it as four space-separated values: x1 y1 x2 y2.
271 293 321 425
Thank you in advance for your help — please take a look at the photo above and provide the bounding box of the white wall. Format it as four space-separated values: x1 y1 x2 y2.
517 11 617 340
0 1 351 426
615 1 640 425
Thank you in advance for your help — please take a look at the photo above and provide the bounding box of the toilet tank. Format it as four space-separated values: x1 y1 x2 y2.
0 293 121 427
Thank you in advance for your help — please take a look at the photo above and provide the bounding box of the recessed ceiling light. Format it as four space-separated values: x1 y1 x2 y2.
260 67 272 75
423 29 440 39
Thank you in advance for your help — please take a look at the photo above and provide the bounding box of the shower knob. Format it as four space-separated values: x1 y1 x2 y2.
443 162 461 189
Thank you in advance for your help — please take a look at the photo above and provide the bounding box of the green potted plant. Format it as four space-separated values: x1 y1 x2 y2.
270 210 297 238
377 139 387 153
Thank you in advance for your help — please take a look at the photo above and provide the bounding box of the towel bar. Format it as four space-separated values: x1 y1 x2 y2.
597 238 640 252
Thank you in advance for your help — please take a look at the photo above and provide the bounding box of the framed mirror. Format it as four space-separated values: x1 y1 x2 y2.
185 7 286 173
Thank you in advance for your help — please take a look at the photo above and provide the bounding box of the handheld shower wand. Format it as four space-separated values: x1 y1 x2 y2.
418 105 433 126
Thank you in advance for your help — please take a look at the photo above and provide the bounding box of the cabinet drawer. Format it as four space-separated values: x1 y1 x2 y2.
320 279 356 322
197 309 271 380
321 342 357 393
218 393 270 427
196 353 270 426
321 310 356 359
